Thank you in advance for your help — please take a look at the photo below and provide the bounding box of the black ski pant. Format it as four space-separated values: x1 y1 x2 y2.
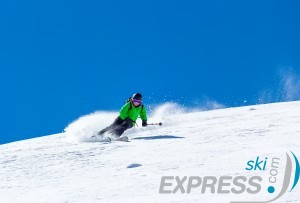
98 116 133 137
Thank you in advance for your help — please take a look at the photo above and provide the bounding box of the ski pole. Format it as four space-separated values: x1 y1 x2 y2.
147 122 162 126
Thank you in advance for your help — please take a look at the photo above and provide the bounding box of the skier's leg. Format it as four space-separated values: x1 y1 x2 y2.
98 126 112 135
111 118 133 137
98 116 124 135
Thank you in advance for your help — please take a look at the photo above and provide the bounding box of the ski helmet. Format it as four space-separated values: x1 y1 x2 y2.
132 93 142 100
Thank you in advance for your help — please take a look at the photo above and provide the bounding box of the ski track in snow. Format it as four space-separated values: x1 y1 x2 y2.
0 101 300 203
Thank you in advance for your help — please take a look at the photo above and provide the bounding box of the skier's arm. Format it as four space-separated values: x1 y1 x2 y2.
119 102 131 120
140 106 147 121
140 107 147 127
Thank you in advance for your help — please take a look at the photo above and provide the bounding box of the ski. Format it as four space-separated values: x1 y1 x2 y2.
91 134 129 142
115 136 130 142
91 134 111 142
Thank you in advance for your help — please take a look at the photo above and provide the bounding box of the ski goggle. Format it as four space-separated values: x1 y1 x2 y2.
132 99 142 104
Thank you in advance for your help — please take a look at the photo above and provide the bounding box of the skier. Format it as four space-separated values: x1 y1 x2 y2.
97 93 148 139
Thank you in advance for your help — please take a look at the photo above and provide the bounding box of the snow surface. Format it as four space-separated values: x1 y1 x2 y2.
0 101 300 203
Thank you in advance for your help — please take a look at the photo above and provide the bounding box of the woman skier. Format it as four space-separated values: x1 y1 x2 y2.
97 93 148 140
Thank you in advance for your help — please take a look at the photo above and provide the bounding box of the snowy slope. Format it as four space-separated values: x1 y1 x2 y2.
0 101 300 203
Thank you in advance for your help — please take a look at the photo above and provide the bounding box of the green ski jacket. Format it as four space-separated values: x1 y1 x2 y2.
119 101 147 122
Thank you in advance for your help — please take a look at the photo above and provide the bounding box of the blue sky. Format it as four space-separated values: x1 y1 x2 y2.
1 0 300 144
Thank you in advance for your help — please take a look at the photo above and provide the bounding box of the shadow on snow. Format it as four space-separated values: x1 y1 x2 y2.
133 135 185 140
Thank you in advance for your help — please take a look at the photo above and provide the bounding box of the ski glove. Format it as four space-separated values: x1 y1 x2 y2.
142 120 147 127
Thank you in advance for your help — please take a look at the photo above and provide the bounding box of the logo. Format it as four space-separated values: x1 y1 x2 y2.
159 151 300 202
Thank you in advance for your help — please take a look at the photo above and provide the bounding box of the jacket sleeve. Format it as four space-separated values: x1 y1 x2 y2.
140 106 147 121
119 102 131 120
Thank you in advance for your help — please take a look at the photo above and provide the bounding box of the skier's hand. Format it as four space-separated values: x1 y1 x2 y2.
142 120 147 127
